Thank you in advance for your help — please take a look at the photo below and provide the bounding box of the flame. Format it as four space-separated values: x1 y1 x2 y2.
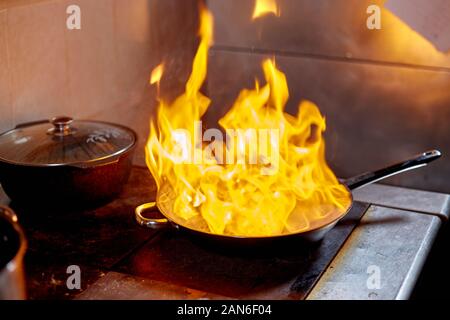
252 0 280 19
150 63 165 85
146 7 351 237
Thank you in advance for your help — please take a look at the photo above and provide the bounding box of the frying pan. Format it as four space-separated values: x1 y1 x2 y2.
135 150 441 246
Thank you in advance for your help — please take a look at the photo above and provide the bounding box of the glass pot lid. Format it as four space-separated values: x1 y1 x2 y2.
0 116 137 167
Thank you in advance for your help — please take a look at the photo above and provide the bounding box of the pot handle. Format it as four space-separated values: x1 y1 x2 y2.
135 202 170 229
344 150 441 191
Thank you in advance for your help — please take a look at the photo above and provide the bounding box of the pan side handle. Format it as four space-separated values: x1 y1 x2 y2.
343 150 442 191
135 202 170 229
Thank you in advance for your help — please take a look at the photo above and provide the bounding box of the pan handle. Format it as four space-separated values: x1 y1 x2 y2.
343 150 441 191
135 202 170 229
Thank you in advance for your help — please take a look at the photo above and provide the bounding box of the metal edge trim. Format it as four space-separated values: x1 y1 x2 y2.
395 216 442 300
354 184 450 221
302 202 371 299
305 203 373 300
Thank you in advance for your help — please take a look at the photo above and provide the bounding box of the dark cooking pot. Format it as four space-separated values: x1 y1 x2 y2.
135 150 442 247
0 206 26 300
0 116 137 209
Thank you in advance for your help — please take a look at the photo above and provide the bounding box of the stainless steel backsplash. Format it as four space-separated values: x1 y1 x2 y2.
205 0 450 193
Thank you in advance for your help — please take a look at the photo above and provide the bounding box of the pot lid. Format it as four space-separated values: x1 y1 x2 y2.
0 116 137 167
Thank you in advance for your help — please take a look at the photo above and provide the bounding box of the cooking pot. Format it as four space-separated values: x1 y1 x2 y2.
0 206 26 300
0 116 137 209
135 150 441 246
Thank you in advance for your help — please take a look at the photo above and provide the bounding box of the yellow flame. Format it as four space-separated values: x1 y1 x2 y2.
252 0 280 20
146 7 351 237
150 63 165 85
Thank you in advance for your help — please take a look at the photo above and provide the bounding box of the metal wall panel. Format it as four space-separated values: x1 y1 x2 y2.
208 0 450 69
205 50 450 193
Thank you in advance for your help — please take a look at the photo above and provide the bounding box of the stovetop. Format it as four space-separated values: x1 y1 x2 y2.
1 166 448 300
111 201 368 300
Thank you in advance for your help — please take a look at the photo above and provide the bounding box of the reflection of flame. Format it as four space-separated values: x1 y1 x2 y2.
146 7 351 237
252 0 280 19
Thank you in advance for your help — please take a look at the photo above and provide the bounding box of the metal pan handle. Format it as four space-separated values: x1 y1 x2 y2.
344 150 441 191
135 202 170 229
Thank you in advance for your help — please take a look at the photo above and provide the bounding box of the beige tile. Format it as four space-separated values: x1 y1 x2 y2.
0 0 57 10
105 0 200 165
63 0 154 166
106 0 200 165
60 0 200 165
111 0 155 165
94 91 155 167
208 0 450 69
64 0 154 124
0 0 52 11
0 10 14 133
112 0 154 116
7 0 70 125
206 50 450 193
63 0 119 120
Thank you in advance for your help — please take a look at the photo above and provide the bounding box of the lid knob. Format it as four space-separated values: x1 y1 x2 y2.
48 116 75 136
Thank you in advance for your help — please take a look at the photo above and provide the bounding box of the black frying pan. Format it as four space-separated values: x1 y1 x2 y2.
135 150 441 246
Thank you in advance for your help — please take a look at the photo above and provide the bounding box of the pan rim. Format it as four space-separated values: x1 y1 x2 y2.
155 183 354 240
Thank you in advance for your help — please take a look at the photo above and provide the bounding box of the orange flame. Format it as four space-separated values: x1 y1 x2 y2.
150 63 165 85
146 7 351 236
252 0 280 19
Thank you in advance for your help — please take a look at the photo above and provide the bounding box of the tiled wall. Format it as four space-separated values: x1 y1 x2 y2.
0 0 199 165
206 0 450 193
